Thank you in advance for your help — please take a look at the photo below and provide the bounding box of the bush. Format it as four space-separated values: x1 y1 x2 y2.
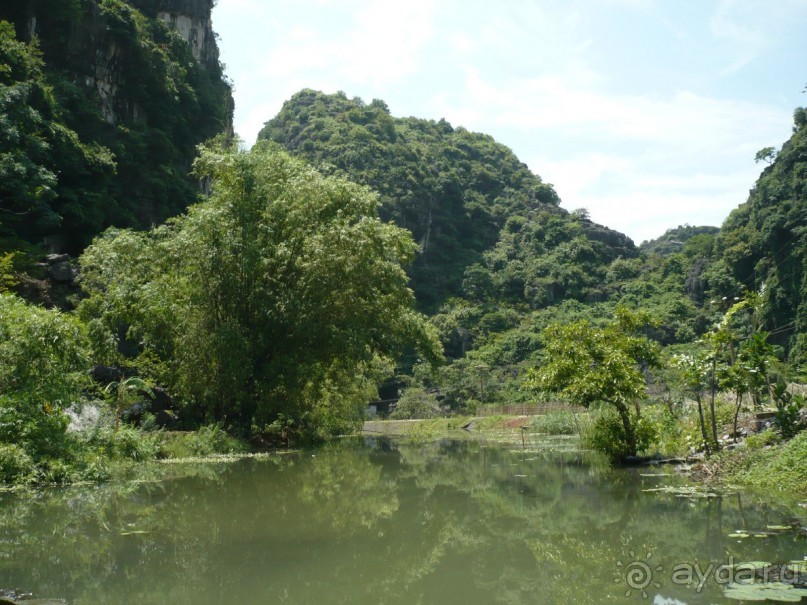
0 444 36 483
0 294 88 459
88 425 160 462
730 432 807 496
745 429 781 451
772 385 806 439
390 387 443 419
157 425 248 459
581 408 658 462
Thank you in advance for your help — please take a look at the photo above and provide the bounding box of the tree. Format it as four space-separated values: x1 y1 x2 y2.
754 146 777 165
527 306 661 460
671 349 713 453
0 20 116 247
79 143 442 439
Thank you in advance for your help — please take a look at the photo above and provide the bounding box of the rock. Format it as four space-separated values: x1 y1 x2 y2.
149 386 173 413
66 401 105 433
684 258 708 303
46 261 78 283
122 402 149 423
123 388 177 428
90 365 125 385
656 457 687 465
45 253 70 264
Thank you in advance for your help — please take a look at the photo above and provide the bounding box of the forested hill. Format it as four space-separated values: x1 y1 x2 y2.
710 108 807 362
0 0 233 253
640 225 721 257
256 89 807 411
259 89 635 310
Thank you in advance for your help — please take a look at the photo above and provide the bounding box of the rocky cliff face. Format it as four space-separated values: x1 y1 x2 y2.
9 0 230 128
0 0 233 250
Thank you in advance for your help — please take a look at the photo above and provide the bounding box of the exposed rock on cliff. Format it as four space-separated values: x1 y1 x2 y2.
0 0 233 252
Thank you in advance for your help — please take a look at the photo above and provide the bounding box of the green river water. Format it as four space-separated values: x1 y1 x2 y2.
0 438 804 605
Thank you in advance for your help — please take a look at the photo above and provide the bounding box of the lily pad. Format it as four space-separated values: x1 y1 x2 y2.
724 582 807 602
730 561 773 570
729 532 751 538
788 561 807 573
642 486 719 498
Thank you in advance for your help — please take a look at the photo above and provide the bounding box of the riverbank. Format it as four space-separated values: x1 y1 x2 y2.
696 431 807 500
0 425 251 486
363 414 807 502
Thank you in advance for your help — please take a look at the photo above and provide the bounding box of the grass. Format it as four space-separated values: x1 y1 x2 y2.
706 430 807 498
156 425 249 459
0 424 252 486
530 410 582 435
363 413 585 444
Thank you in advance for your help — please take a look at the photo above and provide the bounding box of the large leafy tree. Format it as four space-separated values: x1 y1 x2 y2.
527 307 661 459
79 143 442 438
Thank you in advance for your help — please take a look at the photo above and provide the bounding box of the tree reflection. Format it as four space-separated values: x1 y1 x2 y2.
0 441 803 605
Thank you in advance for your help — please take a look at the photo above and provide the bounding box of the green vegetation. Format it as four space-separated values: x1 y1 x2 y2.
714 108 807 363
259 89 568 309
710 431 807 498
78 143 441 441
1 4 806 486
0 1 232 252
0 293 88 473
527 307 661 459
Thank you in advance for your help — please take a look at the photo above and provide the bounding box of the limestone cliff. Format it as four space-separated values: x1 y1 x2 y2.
0 0 233 251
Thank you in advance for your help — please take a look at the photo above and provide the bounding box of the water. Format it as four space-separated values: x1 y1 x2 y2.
0 438 804 605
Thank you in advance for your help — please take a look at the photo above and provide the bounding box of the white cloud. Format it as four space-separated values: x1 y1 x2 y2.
259 2 435 87
214 0 802 242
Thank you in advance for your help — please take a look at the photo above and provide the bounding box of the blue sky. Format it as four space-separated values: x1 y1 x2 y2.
212 0 806 244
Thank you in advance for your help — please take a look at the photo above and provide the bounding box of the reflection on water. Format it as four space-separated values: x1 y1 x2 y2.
0 439 804 605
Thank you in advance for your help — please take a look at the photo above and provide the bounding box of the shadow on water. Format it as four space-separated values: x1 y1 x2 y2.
0 439 804 605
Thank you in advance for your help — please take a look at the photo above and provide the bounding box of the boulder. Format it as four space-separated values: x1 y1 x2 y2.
46 261 78 283
90 365 126 385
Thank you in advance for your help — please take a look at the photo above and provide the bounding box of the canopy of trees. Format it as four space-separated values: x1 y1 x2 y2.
78 143 442 438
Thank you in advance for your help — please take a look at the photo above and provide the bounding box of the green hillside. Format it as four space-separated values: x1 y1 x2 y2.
711 111 807 362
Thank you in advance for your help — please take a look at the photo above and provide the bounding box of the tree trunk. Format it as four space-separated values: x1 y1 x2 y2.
732 391 742 443
696 392 711 455
614 402 637 458
709 357 720 451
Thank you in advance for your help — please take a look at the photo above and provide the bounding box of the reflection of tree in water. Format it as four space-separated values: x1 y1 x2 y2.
0 442 803 605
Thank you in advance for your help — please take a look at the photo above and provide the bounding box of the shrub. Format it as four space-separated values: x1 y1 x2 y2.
88 425 160 462
157 425 248 459
0 294 89 459
745 429 781 451
390 387 443 419
0 444 36 483
581 408 658 462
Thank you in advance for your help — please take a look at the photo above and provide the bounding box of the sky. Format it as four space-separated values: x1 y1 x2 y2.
211 0 807 244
